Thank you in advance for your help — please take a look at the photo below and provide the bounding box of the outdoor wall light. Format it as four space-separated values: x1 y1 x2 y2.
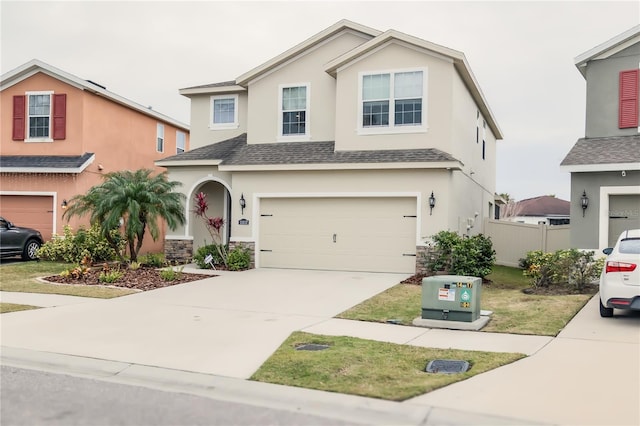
428 191 436 215
239 193 246 215
61 199 68 210
580 190 589 217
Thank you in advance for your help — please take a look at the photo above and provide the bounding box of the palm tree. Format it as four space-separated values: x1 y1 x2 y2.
63 169 185 262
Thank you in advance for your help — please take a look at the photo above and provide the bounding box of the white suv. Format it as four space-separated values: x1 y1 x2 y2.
599 229 640 317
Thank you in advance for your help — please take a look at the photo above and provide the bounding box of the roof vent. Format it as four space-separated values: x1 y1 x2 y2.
86 80 106 90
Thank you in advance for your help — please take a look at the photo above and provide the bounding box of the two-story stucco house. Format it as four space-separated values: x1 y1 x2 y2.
0 59 190 253
157 20 502 274
561 25 640 250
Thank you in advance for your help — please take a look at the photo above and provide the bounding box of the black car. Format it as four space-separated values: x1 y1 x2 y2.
0 217 43 260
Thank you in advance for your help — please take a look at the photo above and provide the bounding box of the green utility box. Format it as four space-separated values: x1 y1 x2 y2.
421 275 482 322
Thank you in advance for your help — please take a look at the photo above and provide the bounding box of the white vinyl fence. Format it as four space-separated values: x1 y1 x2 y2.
483 219 570 267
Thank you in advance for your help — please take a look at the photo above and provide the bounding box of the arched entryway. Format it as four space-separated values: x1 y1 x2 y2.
189 179 231 254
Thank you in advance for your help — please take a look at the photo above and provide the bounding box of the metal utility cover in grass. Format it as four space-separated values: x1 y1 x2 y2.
425 359 470 374
295 344 330 351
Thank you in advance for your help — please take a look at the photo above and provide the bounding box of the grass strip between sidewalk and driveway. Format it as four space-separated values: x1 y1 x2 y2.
337 265 595 337
0 303 41 314
0 261 137 299
251 331 525 401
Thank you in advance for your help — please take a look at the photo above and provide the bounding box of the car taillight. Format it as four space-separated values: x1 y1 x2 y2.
605 261 637 273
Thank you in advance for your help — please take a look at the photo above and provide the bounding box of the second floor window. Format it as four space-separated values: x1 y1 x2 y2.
280 84 309 137
360 69 425 133
176 130 186 154
210 95 238 129
157 123 164 152
13 92 66 142
28 93 51 138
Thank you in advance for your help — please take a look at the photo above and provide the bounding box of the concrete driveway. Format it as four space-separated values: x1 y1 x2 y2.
1 268 409 378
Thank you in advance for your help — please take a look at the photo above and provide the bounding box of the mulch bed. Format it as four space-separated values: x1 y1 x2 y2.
401 273 492 286
43 266 215 292
401 273 428 285
521 285 598 295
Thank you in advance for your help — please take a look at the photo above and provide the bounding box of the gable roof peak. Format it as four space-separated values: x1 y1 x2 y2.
1 59 189 131
235 19 381 86
574 24 640 77
325 27 502 140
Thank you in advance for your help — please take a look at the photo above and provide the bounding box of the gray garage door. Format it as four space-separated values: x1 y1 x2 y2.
608 194 640 246
259 197 417 273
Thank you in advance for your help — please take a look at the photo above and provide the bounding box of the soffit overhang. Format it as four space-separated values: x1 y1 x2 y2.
574 25 640 78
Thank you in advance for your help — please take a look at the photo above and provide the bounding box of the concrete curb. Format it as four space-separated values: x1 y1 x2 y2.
1 346 541 426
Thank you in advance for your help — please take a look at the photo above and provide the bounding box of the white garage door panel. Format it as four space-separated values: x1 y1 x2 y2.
259 197 416 273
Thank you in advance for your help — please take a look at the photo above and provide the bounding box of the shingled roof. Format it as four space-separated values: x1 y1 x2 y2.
560 135 640 170
0 153 95 173
515 196 570 216
157 134 461 168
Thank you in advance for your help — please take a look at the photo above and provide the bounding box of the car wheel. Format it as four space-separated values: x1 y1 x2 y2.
599 298 614 317
22 239 41 261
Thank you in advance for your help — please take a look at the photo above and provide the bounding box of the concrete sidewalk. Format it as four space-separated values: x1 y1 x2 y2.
2 268 639 425
408 296 640 426
1 291 100 307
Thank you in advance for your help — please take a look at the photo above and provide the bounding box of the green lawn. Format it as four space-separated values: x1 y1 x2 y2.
338 265 595 336
251 331 525 401
252 265 594 400
0 261 137 299
0 302 41 314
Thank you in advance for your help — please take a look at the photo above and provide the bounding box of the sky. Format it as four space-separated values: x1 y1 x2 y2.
2 1 639 202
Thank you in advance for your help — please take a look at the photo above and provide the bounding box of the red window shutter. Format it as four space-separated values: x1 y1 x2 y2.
12 95 25 140
52 93 67 139
619 70 639 128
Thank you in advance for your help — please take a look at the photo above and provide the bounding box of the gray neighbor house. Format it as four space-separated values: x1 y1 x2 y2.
561 25 640 250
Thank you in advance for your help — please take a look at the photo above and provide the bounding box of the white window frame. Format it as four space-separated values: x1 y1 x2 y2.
156 123 164 153
210 94 239 129
278 83 310 142
176 130 186 154
26 91 54 142
357 68 427 136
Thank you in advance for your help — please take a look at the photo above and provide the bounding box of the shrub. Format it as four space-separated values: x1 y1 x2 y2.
571 253 604 291
521 249 604 290
423 231 495 278
227 245 251 271
521 250 557 288
450 234 496 278
424 230 460 272
551 249 604 291
160 266 183 281
99 269 124 283
38 224 123 264
128 261 142 271
60 264 90 281
138 252 166 268
193 244 226 269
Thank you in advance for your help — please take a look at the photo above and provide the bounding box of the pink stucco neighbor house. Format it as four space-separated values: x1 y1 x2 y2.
0 59 189 253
